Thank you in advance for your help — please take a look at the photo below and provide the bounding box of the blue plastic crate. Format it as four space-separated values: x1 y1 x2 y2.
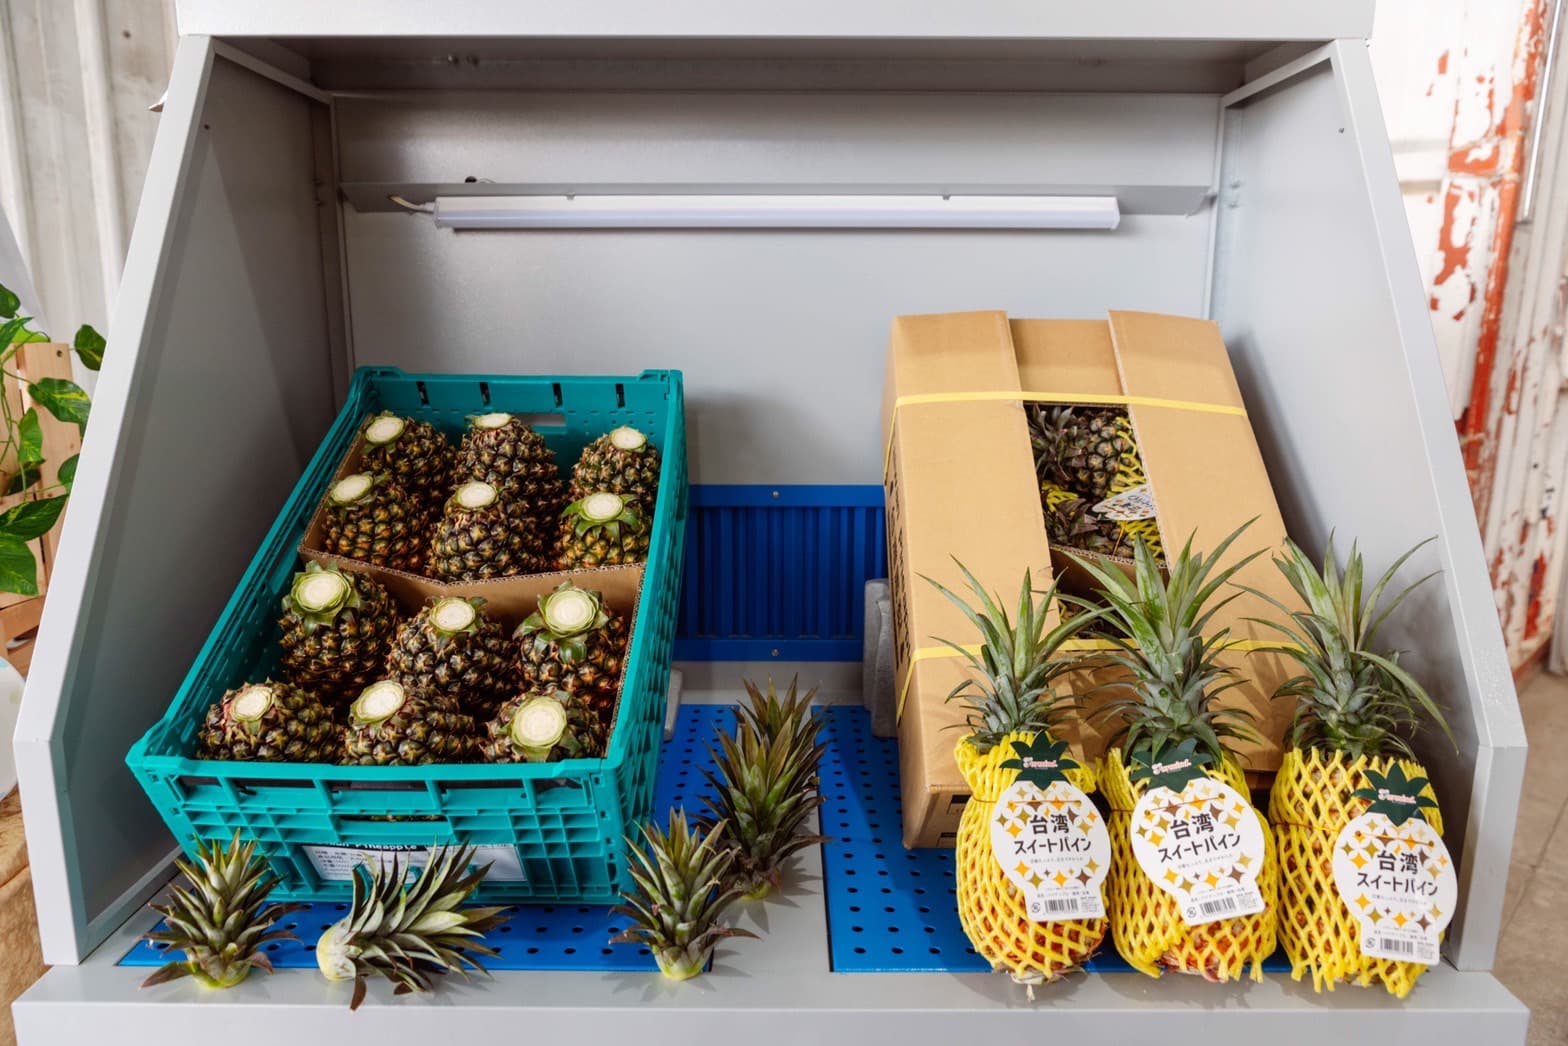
125 368 687 906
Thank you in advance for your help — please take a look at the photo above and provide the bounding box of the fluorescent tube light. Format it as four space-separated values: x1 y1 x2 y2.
431 194 1120 231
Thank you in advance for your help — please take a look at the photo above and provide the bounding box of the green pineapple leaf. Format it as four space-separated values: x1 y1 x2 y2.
1128 737 1214 792
28 377 91 430
1352 763 1440 825
1000 735 1078 789
73 324 106 370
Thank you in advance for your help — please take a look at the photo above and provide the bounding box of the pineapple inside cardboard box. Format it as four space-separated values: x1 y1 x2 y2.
882 309 1299 848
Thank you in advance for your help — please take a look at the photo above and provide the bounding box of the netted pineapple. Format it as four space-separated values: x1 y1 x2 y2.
455 412 565 529
277 562 399 710
569 426 661 508
1028 405 1136 500
701 680 827 900
430 480 547 582
386 597 515 720
514 581 629 729
316 844 508 1010
320 472 428 573
197 680 339 762
924 563 1108 985
1040 480 1121 555
483 689 607 762
359 412 455 508
342 680 477 765
610 810 757 980
557 492 650 569
140 832 305 990
1257 536 1452 997
1073 529 1279 982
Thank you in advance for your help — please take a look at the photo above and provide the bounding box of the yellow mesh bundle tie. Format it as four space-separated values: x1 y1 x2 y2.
1105 415 1163 560
1269 747 1444 998
1100 747 1279 982
954 732 1107 987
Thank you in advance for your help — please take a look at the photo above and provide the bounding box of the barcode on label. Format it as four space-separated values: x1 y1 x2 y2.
1198 896 1239 917
1039 897 1076 915
1376 937 1416 956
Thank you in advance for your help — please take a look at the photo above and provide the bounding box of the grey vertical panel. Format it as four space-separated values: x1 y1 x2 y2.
1210 56 1526 968
19 52 335 959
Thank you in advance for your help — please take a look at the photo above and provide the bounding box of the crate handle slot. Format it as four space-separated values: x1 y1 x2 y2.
479 380 491 406
615 383 625 408
515 412 566 431
416 380 430 405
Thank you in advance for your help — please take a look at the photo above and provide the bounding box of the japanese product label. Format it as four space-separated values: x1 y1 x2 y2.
1130 775 1267 926
1331 813 1456 965
302 842 526 882
1093 483 1157 522
990 777 1111 921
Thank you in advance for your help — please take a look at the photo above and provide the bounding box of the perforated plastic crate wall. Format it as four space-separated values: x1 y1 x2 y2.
125 368 687 905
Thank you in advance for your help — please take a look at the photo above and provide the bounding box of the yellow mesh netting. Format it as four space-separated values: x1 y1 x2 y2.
1106 417 1163 560
1268 747 1444 997
1100 747 1278 981
954 733 1107 984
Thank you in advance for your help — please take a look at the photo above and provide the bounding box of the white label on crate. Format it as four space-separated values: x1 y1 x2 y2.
1332 811 1455 966
303 843 526 882
1130 773 1266 926
990 776 1109 921
1093 483 1157 522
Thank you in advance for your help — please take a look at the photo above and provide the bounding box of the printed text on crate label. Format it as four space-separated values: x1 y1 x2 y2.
1331 812 1455 966
303 843 526 882
990 777 1109 920
1129 776 1266 926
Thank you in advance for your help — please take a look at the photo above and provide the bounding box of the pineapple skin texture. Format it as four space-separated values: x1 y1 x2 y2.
954 732 1107 983
1270 747 1443 998
1101 747 1279 981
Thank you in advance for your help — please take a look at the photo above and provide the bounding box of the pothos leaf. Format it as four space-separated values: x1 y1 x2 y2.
0 535 38 596
73 325 105 370
28 377 91 430
0 284 18 319
0 318 30 348
57 453 78 491
3 465 40 496
0 496 66 540
17 408 42 466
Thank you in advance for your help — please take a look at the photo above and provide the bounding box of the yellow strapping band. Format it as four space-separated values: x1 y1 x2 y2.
883 390 1248 480
894 638 1289 722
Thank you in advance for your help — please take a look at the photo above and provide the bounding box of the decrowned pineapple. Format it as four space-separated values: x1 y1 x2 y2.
343 680 477 765
514 581 629 730
1258 537 1452 997
430 480 547 581
455 413 565 530
483 689 607 762
386 597 515 720
277 562 399 709
557 492 649 569
321 473 427 573
198 680 338 762
569 426 661 508
924 563 1107 985
359 412 454 509
1029 405 1135 500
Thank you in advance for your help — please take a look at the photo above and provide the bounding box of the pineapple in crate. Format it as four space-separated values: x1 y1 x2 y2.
456 412 566 530
321 473 429 573
923 563 1109 987
570 425 662 508
1254 537 1456 997
1072 528 1279 982
557 491 650 569
358 411 455 509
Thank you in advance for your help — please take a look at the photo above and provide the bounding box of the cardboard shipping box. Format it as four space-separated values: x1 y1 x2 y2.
883 310 1299 849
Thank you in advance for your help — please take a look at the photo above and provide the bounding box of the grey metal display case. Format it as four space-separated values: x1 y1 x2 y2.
11 2 1533 1041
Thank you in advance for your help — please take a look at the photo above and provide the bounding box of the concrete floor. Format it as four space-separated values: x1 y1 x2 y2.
1497 669 1568 1045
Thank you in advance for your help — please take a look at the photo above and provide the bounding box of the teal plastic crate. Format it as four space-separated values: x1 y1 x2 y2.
126 368 687 905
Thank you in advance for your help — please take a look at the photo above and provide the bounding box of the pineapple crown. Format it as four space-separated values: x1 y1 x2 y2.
141 832 306 990
562 492 642 537
609 810 759 976
700 709 828 898
1068 523 1264 767
922 560 1098 753
422 597 485 651
1247 535 1453 761
738 675 819 746
515 582 610 662
315 844 509 1010
282 562 362 631
363 412 411 448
